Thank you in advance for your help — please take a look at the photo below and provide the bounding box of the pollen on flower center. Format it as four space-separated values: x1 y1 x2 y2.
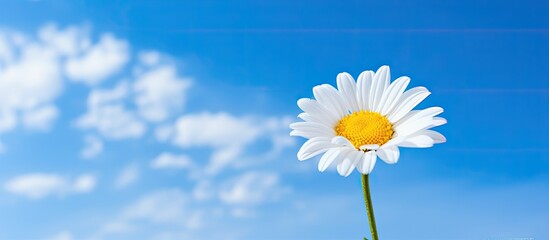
335 110 394 149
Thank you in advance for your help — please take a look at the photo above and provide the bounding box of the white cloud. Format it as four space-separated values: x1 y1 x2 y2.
65 33 129 85
115 164 139 189
3 173 96 199
80 134 103 159
38 23 90 56
133 65 192 122
72 174 96 193
208 147 243 175
77 104 145 139
1 23 196 153
219 171 289 206
173 112 260 148
98 189 198 237
150 152 193 169
170 113 294 175
76 82 146 139
4 173 66 199
192 180 214 201
171 112 259 175
0 24 129 150
0 109 17 132
122 189 188 223
88 80 129 105
22 104 58 131
0 29 63 134
154 124 173 142
138 50 160 66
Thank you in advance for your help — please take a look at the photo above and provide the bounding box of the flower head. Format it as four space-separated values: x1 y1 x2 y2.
290 66 446 176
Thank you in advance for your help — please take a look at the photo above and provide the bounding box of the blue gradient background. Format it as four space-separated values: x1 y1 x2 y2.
0 0 548 239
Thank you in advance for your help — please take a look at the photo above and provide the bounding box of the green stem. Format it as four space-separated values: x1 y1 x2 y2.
361 174 379 240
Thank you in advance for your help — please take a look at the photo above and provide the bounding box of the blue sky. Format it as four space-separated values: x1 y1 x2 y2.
0 0 548 239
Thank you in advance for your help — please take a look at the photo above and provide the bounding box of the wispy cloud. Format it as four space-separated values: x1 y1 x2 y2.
219 171 290 206
115 164 139 189
169 112 293 175
133 63 192 122
150 152 193 169
3 173 97 199
80 134 103 159
95 189 198 238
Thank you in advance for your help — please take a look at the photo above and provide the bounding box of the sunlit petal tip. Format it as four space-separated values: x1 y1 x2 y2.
435 134 447 143
424 130 446 143
289 130 299 136
296 98 311 110
433 117 447 126
337 72 353 79
288 122 299 129
296 98 310 105
377 65 390 71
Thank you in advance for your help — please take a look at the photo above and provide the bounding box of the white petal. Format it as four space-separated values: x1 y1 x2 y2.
394 117 436 138
369 66 390 111
297 137 334 161
377 146 400 164
398 135 434 148
393 110 419 127
313 84 349 118
382 136 405 148
357 151 377 174
348 150 364 176
290 130 325 139
393 107 444 134
422 130 446 143
337 149 360 177
393 107 443 129
298 112 335 127
379 76 410 115
318 148 341 172
331 136 354 147
396 129 445 148
337 72 360 112
297 98 339 125
387 87 431 123
431 117 447 127
289 122 334 137
297 113 311 121
357 70 374 110
359 144 379 151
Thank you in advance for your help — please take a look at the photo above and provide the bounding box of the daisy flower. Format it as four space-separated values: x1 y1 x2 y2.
290 66 446 177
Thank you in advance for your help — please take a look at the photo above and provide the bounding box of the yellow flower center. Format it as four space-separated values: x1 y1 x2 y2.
335 110 394 149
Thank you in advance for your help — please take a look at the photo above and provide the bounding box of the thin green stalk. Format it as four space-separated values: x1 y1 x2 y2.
361 174 378 240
